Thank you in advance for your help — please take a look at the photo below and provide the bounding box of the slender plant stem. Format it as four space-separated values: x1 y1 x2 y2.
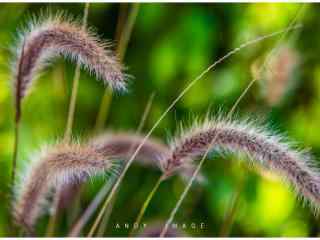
63 63 81 141
64 2 90 142
87 26 299 238
11 121 20 188
94 3 140 131
114 4 129 45
217 7 306 237
85 4 141 236
130 175 164 236
95 92 155 237
10 120 20 235
11 38 26 189
45 4 90 236
68 176 116 236
229 7 304 115
219 171 245 237
70 92 154 237
68 4 140 236
160 8 304 237
95 195 114 236
136 93 155 131
96 92 155 237
95 169 124 237
10 38 25 236
93 3 127 133
159 151 208 237
160 118 242 237
94 88 113 133
117 3 140 61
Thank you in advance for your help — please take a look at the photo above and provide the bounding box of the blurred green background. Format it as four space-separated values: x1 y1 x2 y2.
0 2 320 237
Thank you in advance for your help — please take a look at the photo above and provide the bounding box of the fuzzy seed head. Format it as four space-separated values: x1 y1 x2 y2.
12 14 127 121
13 143 112 231
91 132 204 182
91 133 170 167
162 118 320 209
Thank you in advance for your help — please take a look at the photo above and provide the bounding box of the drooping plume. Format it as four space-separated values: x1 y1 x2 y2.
162 118 320 208
12 14 126 121
251 44 299 106
59 133 173 213
91 133 169 167
91 132 203 181
13 143 114 231
67 133 204 237
14 132 202 231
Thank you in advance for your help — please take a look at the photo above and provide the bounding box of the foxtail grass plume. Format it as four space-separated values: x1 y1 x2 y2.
13 143 115 231
91 132 204 182
56 132 172 220
57 181 82 210
252 45 299 106
92 132 170 166
161 118 320 208
60 132 172 219
12 14 126 121
67 132 204 237
14 132 202 232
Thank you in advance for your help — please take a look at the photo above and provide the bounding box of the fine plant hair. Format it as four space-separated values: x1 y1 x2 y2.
87 25 303 237
159 10 305 236
12 13 127 121
260 45 298 106
12 14 126 124
162 117 320 208
68 132 203 237
10 13 126 189
130 113 318 234
15 132 194 233
91 132 202 180
91 132 170 167
13 143 115 232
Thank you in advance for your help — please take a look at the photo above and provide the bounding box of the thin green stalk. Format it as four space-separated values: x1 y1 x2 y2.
88 25 300 237
95 193 115 236
70 92 154 237
68 4 140 236
64 2 90 142
160 7 304 237
85 150 130 237
220 5 305 237
10 120 20 234
230 6 304 115
46 3 90 236
94 3 140 131
11 38 26 189
68 176 116 237
94 88 112 133
86 4 141 235
95 92 155 237
11 121 20 188
117 3 140 61
130 175 164 236
114 4 129 44
219 172 245 237
160 153 207 237
63 63 81 142
95 170 124 237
